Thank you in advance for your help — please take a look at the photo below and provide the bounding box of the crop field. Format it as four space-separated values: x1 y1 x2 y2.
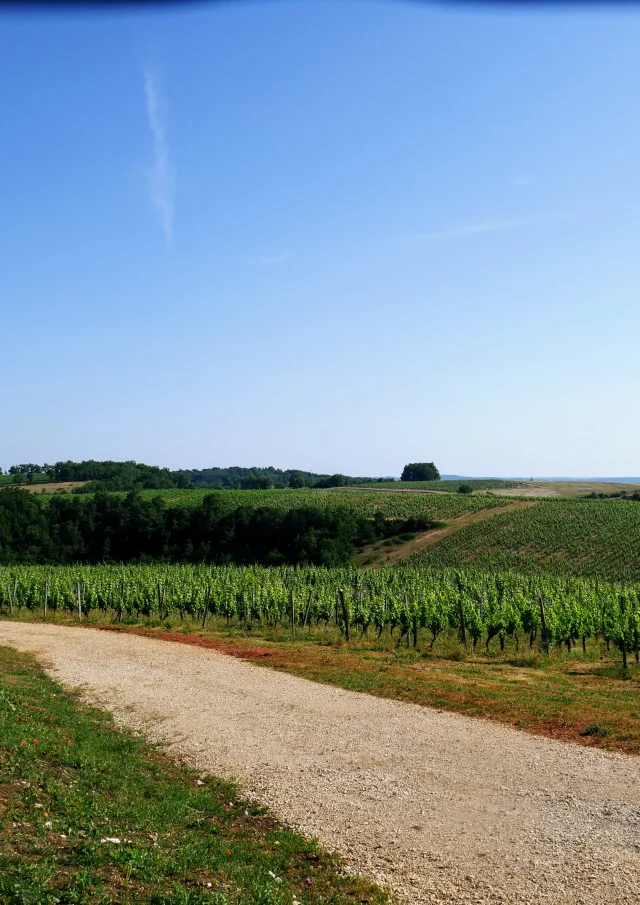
4 560 640 756
359 479 521 492
0 473 50 486
3 561 639 668
68 487 510 521
413 498 640 582
0 481 87 495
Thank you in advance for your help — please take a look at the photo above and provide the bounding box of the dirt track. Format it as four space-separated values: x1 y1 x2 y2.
2 622 639 905
360 501 537 565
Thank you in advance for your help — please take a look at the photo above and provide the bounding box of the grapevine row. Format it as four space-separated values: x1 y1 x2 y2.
2 563 639 666
416 499 640 582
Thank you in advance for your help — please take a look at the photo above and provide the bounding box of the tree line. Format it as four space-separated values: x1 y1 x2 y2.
0 490 436 567
0 461 391 492
2 459 443 492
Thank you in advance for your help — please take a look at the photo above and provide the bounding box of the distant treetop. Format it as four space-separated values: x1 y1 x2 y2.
401 462 441 482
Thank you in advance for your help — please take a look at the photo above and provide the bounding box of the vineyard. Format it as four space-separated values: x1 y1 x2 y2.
359 479 521 492
414 498 640 582
3 562 640 668
69 487 510 519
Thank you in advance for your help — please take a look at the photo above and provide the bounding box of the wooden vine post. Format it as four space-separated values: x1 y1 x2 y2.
619 595 628 670
76 582 82 619
202 585 211 629
458 596 468 649
539 596 549 654
338 588 349 641
43 580 49 620
290 590 295 638
404 593 410 648
302 591 313 630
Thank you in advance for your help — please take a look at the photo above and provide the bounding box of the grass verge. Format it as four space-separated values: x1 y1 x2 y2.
0 644 389 905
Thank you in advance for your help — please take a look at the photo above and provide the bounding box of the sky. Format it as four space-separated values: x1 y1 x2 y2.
1 0 640 478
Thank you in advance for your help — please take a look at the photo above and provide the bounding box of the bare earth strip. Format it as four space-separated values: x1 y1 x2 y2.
1 623 639 905
0 481 87 495
360 501 538 565
490 482 640 499
490 484 561 498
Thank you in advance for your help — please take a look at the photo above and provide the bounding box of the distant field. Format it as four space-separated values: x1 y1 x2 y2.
0 481 86 495
41 485 512 521
491 480 640 499
360 478 521 492
363 479 640 499
122 487 507 521
0 473 49 486
0 483 518 535
413 498 640 582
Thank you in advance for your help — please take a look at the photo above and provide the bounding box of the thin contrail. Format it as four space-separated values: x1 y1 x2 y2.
143 69 175 249
408 217 532 241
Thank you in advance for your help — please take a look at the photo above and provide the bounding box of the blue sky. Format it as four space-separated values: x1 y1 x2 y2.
1 1 640 477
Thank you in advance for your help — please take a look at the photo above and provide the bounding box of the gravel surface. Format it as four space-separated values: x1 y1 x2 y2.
2 622 639 905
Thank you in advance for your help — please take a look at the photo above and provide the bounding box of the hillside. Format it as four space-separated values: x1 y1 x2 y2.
4 476 640 581
412 498 640 582
0 485 509 567
129 487 508 519
41 486 508 520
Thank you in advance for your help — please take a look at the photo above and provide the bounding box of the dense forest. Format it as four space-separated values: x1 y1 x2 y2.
0 460 387 492
0 489 435 567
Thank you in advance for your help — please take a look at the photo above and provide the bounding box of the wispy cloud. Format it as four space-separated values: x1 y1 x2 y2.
397 217 534 242
258 253 289 266
143 69 175 249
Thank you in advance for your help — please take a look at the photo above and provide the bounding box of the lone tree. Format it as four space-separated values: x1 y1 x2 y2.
401 462 440 482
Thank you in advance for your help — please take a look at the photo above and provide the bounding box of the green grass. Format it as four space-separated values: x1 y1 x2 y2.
0 645 389 905
413 497 640 581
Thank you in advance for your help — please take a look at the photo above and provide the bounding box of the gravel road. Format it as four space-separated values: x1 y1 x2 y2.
2 622 639 905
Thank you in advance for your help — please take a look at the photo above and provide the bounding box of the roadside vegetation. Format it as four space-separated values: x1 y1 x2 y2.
0 644 388 905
